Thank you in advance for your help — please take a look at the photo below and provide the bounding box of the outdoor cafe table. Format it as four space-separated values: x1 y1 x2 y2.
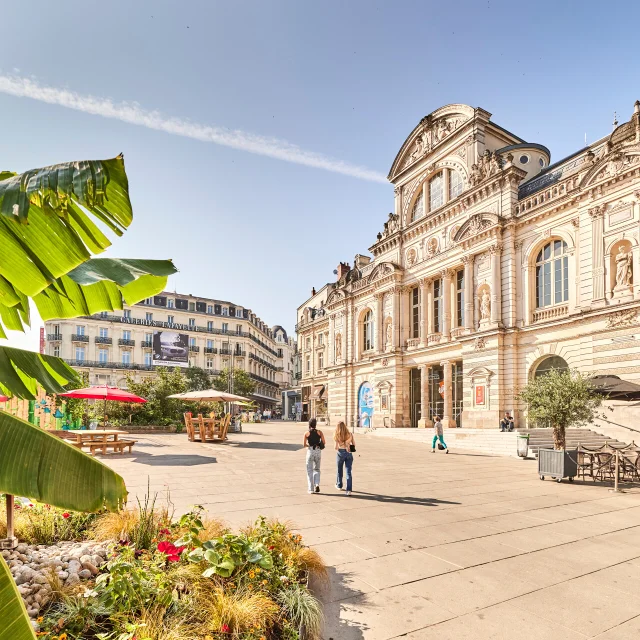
47 429 129 454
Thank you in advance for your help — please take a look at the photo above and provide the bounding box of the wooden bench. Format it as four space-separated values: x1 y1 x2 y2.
86 440 137 455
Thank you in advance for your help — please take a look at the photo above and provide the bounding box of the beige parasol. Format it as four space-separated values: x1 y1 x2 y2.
167 389 251 403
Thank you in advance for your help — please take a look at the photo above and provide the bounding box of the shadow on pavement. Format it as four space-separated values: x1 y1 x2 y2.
348 492 459 507
230 442 304 452
311 567 367 640
127 452 217 466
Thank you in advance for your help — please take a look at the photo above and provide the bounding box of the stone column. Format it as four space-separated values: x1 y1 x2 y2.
442 270 452 338
514 241 523 326
463 255 474 331
394 186 402 218
418 364 431 427
441 360 454 428
590 206 606 305
427 279 434 335
374 292 384 354
392 286 401 349
419 278 429 346
490 244 502 325
328 314 335 365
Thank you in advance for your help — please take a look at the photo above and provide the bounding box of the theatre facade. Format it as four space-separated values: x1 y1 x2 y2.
296 102 640 429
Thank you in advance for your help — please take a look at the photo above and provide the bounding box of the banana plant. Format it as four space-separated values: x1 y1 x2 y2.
0 155 176 640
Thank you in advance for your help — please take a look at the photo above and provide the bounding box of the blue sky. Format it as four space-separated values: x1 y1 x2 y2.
1 0 639 349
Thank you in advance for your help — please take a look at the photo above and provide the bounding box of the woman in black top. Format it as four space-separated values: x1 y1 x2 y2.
303 418 326 494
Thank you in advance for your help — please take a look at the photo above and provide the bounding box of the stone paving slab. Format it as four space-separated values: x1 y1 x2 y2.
100 423 640 639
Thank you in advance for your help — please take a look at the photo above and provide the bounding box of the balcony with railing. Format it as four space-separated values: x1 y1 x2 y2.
405 337 420 350
95 336 113 344
220 348 231 355
450 327 465 338
532 304 569 323
233 350 246 357
118 338 136 346
47 334 63 341
427 333 442 345
189 345 200 352
64 359 154 371
141 340 152 348
204 347 217 354
250 373 278 387
294 372 302 380
71 334 89 342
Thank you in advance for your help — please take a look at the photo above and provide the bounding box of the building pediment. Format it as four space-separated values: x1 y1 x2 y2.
453 213 503 244
388 104 477 181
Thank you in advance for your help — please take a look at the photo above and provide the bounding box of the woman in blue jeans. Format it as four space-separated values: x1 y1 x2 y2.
334 421 355 495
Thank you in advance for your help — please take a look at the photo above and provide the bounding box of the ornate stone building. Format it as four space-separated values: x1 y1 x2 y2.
296 102 640 429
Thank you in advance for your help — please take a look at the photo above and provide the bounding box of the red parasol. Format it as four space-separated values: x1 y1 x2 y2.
58 385 146 428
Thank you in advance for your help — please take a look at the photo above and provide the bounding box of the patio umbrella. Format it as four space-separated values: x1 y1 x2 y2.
58 385 147 428
167 389 251 403
589 375 640 400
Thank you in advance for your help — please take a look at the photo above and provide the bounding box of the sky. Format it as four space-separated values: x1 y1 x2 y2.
2 0 640 351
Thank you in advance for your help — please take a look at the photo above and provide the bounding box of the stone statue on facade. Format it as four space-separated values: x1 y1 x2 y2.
386 321 393 349
615 245 633 288
335 333 342 359
480 290 491 321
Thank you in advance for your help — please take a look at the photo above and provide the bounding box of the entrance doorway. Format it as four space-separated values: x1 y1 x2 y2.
409 368 421 427
427 362 464 427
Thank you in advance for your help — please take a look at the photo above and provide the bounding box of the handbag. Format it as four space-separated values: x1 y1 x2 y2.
349 444 356 453
437 442 445 450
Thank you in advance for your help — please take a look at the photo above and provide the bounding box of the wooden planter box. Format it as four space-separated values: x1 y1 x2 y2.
538 448 578 483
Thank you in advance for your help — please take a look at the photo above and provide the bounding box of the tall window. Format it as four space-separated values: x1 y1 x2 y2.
146 312 153 322
144 332 152 343
206 304 212 313
189 337 196 347
222 322 228 333
449 170 463 200
429 173 444 211
99 348 108 363
75 346 85 361
168 315 174 324
412 286 420 338
536 240 569 308
305 337 311 351
236 324 242 334
305 356 310 372
411 191 424 222
123 309 131 319
362 310 374 351
433 278 442 332
76 325 85 336
207 321 213 331
456 270 464 327
189 318 195 328
53 345 60 357
99 327 108 338
122 330 131 340
207 339 214 349
122 351 131 365
222 307 229 316
206 359 214 369
168 299 175 308
144 352 152 366
318 352 324 370
318 333 323 346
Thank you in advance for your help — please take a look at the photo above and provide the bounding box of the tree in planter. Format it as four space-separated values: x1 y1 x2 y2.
518 368 605 450
0 155 176 640
212 368 256 398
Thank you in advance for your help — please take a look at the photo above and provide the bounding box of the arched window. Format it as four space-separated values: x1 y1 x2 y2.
429 173 444 210
449 170 463 199
535 240 569 308
411 190 424 221
534 356 568 379
362 310 374 352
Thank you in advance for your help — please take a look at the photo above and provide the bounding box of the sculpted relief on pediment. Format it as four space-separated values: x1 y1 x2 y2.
453 213 502 244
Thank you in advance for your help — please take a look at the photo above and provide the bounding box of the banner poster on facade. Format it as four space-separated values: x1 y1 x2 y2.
358 381 374 428
152 330 189 367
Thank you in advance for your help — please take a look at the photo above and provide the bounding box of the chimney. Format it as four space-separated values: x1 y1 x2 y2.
336 262 350 280
312 287 316 296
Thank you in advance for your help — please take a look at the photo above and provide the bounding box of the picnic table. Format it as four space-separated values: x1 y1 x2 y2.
47 429 137 455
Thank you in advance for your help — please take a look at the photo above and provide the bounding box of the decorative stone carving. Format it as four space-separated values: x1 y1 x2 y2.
589 205 605 219
406 248 417 266
615 245 633 288
381 358 389 367
402 114 469 169
380 212 400 238
425 237 439 258
335 333 342 359
473 337 486 351
469 151 503 186
385 318 393 350
606 309 638 328
480 290 491 321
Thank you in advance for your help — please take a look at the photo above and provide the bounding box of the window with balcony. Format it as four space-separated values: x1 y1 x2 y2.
222 322 228 333
207 321 213 331
433 278 442 332
236 324 242 335
99 348 108 363
75 346 85 361
99 327 108 338
429 172 444 211
122 351 131 365
362 310 374 352
189 337 196 347
146 312 153 322
411 286 420 339
99 312 108 318
145 332 152 343
278 348 283 358
207 339 214 349
456 269 464 327
123 330 131 341
144 352 152 366
76 325 85 336
536 240 569 308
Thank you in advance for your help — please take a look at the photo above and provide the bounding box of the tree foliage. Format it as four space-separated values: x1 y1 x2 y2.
518 368 605 449
212 368 256 399
185 366 213 391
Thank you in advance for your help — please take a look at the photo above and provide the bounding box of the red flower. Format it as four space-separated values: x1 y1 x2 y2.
268 545 275 550
157 541 185 562
221 623 230 633
28 503 34 508
158 528 171 536
62 512 70 519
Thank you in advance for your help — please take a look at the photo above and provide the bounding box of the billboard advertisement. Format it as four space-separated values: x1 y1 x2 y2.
152 330 189 367
358 381 374 428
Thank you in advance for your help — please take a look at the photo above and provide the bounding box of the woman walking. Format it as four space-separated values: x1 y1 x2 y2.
431 415 449 453
303 418 326 494
334 421 355 496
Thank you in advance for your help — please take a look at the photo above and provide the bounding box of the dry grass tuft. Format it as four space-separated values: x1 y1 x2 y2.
203 587 279 634
282 546 328 582
198 517 228 541
88 509 142 542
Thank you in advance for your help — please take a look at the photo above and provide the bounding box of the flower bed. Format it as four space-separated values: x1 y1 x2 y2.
4 502 325 640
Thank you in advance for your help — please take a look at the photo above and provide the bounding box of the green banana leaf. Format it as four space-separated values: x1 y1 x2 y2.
0 411 127 512
0 156 133 298
0 556 34 640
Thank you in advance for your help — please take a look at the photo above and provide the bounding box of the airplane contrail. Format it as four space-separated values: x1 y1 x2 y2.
0 74 388 184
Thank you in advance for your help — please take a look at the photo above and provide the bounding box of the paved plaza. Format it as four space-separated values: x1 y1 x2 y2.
103 423 640 639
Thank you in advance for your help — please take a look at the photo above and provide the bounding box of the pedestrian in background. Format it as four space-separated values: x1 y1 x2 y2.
303 418 325 494
431 415 448 453
334 421 355 495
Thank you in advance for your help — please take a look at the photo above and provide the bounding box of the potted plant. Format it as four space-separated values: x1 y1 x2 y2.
518 368 605 483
